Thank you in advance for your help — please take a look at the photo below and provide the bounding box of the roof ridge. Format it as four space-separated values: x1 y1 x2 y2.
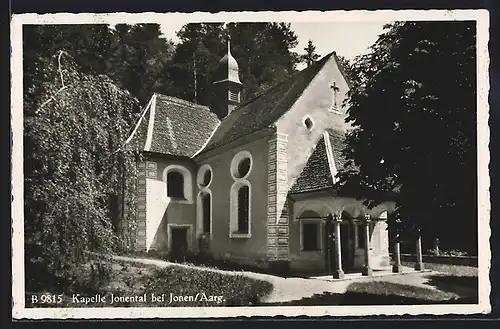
331 52 353 89
232 52 335 112
155 93 220 123
155 93 211 111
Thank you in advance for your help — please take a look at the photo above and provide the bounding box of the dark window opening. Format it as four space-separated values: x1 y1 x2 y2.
304 117 313 130
303 222 320 251
167 171 185 199
358 223 365 248
237 185 249 234
202 193 211 234
201 169 212 187
237 158 251 178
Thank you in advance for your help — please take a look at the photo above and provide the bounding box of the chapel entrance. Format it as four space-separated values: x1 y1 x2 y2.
340 222 355 270
324 219 355 273
170 227 189 262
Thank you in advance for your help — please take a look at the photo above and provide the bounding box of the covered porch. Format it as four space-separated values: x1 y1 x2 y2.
288 196 425 279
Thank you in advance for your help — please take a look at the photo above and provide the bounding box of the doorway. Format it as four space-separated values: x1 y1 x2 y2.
324 220 355 273
340 222 355 270
169 226 189 262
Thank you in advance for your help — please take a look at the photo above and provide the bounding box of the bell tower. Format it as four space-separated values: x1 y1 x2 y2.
212 39 243 120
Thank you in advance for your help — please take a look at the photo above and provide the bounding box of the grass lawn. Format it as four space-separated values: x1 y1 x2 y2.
401 262 478 277
401 261 478 303
26 258 273 308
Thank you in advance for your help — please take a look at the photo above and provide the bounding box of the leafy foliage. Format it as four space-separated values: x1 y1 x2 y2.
23 24 175 107
24 52 141 290
336 22 477 252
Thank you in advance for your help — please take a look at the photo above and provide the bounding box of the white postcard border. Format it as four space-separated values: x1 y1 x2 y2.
11 9 491 319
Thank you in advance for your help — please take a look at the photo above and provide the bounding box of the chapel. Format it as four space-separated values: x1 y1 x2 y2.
125 42 397 277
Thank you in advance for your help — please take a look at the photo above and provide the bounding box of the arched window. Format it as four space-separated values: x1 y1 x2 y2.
202 193 211 234
167 171 185 199
237 185 250 234
162 165 193 203
197 164 213 237
230 180 252 238
229 151 253 238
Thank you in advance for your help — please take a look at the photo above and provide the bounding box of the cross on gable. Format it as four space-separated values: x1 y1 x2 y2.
330 81 340 111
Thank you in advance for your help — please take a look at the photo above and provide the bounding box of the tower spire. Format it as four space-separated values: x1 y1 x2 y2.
211 33 243 120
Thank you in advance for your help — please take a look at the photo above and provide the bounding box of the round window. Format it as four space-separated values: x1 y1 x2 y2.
201 170 212 187
237 158 251 178
231 151 253 180
197 165 213 188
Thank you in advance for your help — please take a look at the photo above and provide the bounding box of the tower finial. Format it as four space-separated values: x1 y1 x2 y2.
227 35 231 55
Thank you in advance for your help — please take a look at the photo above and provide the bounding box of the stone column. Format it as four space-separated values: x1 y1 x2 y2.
266 132 290 275
392 234 403 273
135 160 157 252
362 214 373 276
353 222 359 249
415 230 424 271
332 213 345 279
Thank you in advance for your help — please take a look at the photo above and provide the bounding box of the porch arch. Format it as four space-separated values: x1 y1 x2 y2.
340 202 396 219
293 199 335 221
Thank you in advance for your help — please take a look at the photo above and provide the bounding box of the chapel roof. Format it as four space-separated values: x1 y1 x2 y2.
198 52 335 155
288 129 348 195
125 51 351 175
126 94 220 157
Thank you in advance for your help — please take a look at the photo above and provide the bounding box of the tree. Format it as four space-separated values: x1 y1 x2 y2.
167 22 301 106
228 22 300 97
336 22 477 253
24 52 141 291
301 40 320 67
166 23 227 105
335 54 356 86
24 24 176 108
111 24 175 104
23 25 118 112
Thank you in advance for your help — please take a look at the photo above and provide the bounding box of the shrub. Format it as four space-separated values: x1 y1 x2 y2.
69 259 113 294
139 266 273 307
426 248 469 257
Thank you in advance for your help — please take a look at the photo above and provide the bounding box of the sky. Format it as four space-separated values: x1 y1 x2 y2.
158 21 390 70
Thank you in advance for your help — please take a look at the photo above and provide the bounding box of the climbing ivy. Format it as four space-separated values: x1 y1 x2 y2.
24 51 142 289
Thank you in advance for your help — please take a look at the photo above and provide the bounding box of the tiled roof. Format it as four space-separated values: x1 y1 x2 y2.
127 94 220 157
289 135 334 194
126 51 352 159
199 52 335 154
289 130 348 194
326 128 348 170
